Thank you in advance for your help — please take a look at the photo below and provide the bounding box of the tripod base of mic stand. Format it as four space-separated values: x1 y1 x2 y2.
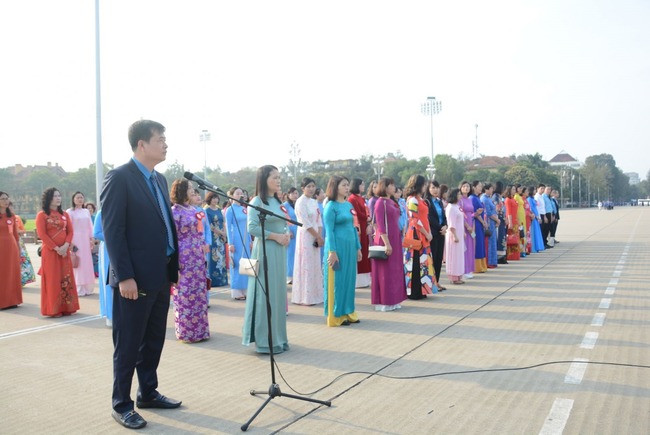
241 383 332 431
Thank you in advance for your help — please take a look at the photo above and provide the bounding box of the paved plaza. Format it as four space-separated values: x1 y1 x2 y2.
1 207 649 434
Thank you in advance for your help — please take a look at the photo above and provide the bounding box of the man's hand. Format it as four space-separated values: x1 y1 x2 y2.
119 278 139 300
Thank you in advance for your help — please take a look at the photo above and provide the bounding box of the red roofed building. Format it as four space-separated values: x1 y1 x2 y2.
548 152 581 168
466 155 516 170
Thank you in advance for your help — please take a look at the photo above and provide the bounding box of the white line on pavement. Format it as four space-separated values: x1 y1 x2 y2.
599 298 612 309
612 270 622 277
604 287 615 295
0 315 103 340
591 313 606 326
539 398 574 435
580 332 599 349
564 358 589 384
608 278 619 286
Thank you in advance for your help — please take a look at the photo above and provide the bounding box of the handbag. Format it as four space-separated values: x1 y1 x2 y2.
518 225 525 238
484 228 493 237
69 245 80 268
368 245 388 260
369 199 390 260
506 233 519 246
402 225 423 251
239 257 259 277
37 227 65 257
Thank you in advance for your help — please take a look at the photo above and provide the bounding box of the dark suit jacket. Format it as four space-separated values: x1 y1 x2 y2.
426 197 447 234
100 159 179 290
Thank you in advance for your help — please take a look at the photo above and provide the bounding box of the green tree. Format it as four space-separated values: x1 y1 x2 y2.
61 166 98 204
163 160 186 187
433 154 465 187
503 165 538 186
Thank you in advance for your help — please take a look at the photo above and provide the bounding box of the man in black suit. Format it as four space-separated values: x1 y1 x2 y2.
551 189 561 244
101 120 181 429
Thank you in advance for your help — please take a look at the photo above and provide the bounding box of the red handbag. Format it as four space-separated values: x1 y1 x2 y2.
506 233 519 246
402 226 423 251
69 245 80 268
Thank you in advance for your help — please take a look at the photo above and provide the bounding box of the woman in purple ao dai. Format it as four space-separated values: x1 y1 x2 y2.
459 181 475 279
171 180 210 343
370 177 406 311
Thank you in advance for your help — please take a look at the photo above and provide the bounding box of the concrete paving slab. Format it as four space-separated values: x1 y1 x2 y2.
1 207 648 434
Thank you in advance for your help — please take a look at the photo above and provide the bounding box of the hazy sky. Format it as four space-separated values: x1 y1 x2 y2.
1 0 648 179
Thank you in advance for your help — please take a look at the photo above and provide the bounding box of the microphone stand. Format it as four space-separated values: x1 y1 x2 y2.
191 181 332 432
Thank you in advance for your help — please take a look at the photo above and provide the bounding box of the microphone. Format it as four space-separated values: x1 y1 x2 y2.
183 171 222 192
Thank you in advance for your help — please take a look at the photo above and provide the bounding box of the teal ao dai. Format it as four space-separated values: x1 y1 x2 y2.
323 200 361 323
241 196 290 354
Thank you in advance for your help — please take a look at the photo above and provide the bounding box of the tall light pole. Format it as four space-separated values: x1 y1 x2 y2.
421 96 442 179
373 157 384 181
199 129 211 180
94 0 103 206
571 171 576 208
578 172 582 207
472 123 479 159
560 169 566 207
289 142 301 188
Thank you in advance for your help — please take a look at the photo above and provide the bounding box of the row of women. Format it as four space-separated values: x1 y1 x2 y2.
240 168 561 354
0 189 99 315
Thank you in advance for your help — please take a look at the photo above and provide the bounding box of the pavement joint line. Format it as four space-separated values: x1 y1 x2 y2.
599 298 612 309
590 313 606 326
0 315 102 340
539 398 574 435
0 288 229 340
276 208 645 433
580 332 599 349
564 358 589 384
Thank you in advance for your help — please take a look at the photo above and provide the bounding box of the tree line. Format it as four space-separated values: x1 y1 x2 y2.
2 152 647 216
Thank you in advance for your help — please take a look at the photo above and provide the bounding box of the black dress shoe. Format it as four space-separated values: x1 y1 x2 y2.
136 393 182 409
112 410 147 429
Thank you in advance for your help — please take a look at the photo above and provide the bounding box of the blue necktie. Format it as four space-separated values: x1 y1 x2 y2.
150 174 175 255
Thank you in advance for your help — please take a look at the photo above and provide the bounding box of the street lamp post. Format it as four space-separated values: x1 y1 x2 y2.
94 0 103 206
289 142 301 188
578 172 582 208
373 157 383 182
571 172 575 207
421 96 442 180
560 169 566 206
199 129 211 180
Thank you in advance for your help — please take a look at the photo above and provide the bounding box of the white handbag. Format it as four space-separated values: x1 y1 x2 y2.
239 258 259 277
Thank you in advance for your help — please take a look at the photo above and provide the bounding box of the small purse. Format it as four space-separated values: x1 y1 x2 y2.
37 227 65 257
484 228 493 237
69 245 80 268
239 258 259 277
370 199 390 260
506 233 519 246
368 245 388 260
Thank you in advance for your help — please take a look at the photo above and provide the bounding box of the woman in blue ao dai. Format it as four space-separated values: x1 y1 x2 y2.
323 176 362 327
225 187 251 300
205 194 228 287
282 187 299 284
